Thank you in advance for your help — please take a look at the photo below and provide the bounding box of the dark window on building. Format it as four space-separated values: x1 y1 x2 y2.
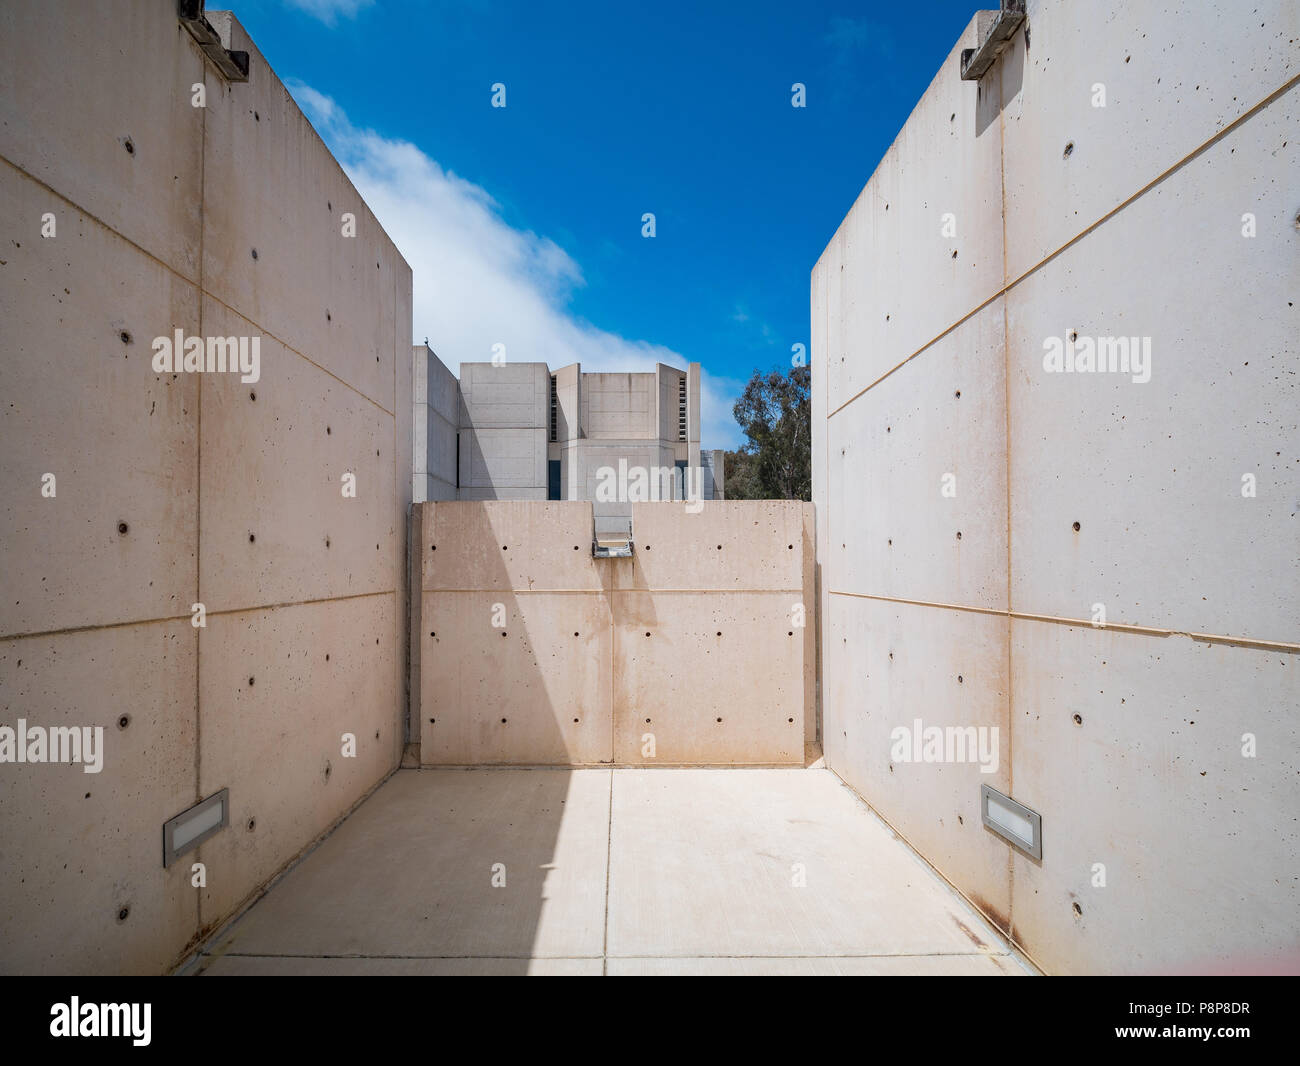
550 375 558 442
678 376 687 441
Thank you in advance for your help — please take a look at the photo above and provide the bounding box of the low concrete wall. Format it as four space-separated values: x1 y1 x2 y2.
415 501 815 764
0 1 412 973
812 1 1299 974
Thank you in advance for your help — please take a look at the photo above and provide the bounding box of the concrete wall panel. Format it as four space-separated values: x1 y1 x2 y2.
583 372 656 439
424 501 605 593
197 595 396 924
200 23 397 409
0 622 196 974
459 363 549 427
413 345 459 503
0 0 204 281
1007 100 1298 638
613 591 806 765
824 20 1004 413
1001 0 1300 282
624 501 809 592
1008 619 1300 974
823 594 1012 925
826 305 1008 609
0 166 199 637
199 298 395 612
464 427 547 492
419 591 614 765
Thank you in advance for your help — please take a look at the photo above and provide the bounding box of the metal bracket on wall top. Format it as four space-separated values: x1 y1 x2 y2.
178 0 250 82
960 1 1026 81
593 515 634 558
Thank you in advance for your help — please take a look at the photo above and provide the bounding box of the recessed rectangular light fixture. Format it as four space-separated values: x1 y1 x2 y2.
163 789 229 867
981 784 1042 860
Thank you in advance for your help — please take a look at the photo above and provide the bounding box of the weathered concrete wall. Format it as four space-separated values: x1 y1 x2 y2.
0 1 412 973
417 501 814 764
812 0 1299 975
412 343 458 503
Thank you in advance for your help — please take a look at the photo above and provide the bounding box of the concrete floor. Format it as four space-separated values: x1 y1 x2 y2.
191 766 1035 976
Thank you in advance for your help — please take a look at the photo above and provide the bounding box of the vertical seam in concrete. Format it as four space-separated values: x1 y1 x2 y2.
603 769 613 976
997 43 1015 930
194 62 208 939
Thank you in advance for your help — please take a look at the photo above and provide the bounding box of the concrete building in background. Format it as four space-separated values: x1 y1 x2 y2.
412 348 726 511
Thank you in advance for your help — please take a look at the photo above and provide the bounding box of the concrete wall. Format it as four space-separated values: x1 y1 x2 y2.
812 1 1299 975
457 362 549 498
0 1 412 973
416 501 815 765
582 372 657 440
412 343 459 503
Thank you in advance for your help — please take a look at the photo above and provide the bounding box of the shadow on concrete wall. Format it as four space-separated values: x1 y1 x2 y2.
975 29 1024 137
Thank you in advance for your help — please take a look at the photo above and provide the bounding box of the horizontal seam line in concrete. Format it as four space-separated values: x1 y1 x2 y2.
604 951 1009 959
413 763 807 770
208 950 1005 960
0 153 396 420
0 588 396 642
209 952 606 960
824 69 1300 421
827 590 1300 652
421 587 806 594
205 289 396 417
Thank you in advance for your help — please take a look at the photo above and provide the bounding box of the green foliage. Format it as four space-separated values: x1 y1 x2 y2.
725 365 810 501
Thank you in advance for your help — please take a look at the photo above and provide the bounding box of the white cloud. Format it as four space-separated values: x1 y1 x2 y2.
284 0 375 27
290 83 743 448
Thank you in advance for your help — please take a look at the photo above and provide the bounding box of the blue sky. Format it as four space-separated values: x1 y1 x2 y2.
234 0 980 446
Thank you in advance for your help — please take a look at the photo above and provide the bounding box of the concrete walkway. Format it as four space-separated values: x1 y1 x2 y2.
192 767 1034 975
